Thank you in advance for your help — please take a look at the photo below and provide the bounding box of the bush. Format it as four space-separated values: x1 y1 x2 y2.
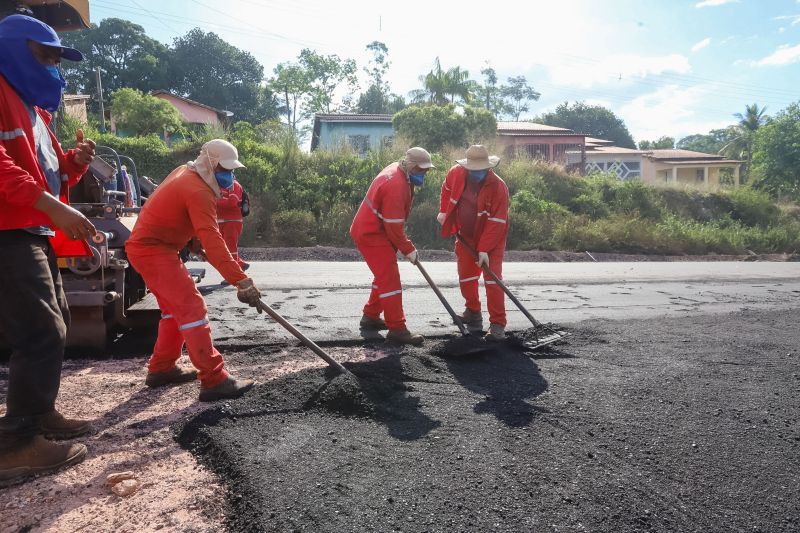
272 209 316 246
725 187 780 227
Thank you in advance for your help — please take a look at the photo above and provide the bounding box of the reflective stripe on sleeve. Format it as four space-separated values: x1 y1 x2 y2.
488 217 507 224
459 275 480 283
0 128 25 140
450 198 458 205
161 313 173 320
365 197 405 224
178 318 210 330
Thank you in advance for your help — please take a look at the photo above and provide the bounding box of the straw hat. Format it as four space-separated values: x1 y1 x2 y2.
456 145 500 171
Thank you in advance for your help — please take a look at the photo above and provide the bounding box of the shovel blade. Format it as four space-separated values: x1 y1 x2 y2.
523 331 569 351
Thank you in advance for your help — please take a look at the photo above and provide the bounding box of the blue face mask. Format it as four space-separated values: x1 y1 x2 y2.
0 37 66 112
214 170 234 189
468 169 489 181
409 173 425 187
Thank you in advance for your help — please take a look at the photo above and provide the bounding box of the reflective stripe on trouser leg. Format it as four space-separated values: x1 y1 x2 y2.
220 221 245 266
147 304 184 373
455 240 481 313
357 242 405 330
485 248 506 327
127 251 229 387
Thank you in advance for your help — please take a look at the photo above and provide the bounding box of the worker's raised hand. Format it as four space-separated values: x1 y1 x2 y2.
73 128 96 166
476 252 490 269
436 212 446 226
34 192 96 240
236 277 263 313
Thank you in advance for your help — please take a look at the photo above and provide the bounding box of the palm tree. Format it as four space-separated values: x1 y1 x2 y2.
409 58 474 105
720 103 768 178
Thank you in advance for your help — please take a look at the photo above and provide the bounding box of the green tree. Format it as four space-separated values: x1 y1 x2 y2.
298 49 359 113
751 102 800 198
410 57 449 105
500 76 540 120
356 41 405 114
59 18 170 107
534 102 636 148
110 88 184 137
677 128 736 154
638 136 675 150
392 104 496 151
474 66 508 117
269 62 313 138
169 28 276 123
721 103 768 178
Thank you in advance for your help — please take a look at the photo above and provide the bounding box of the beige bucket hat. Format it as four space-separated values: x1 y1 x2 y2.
404 147 434 169
456 145 500 171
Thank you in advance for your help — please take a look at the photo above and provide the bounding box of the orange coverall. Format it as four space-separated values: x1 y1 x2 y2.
216 179 246 268
439 165 510 327
349 162 415 331
126 165 247 387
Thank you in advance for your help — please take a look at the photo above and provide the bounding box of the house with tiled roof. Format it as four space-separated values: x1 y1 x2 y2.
568 145 742 187
495 122 587 169
311 113 395 154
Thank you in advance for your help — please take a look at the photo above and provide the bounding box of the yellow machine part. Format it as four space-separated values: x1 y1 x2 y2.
19 0 90 31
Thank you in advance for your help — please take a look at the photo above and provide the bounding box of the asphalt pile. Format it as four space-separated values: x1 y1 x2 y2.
176 311 800 533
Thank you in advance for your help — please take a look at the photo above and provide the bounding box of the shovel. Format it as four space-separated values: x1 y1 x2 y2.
455 234 569 351
256 299 352 376
413 259 493 357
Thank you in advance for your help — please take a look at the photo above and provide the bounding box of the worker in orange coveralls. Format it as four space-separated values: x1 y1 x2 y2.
350 147 434 346
437 145 510 341
215 177 249 270
126 139 262 402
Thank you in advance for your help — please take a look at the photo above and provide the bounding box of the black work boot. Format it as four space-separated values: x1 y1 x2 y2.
385 328 425 346
359 314 388 331
39 410 92 440
0 436 87 488
458 308 483 332
145 366 198 388
199 376 255 402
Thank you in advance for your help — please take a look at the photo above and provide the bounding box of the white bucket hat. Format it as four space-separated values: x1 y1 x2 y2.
456 145 500 171
403 147 434 169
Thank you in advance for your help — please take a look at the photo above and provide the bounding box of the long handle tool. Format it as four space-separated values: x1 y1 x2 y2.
414 259 492 357
256 299 352 376
455 234 569 350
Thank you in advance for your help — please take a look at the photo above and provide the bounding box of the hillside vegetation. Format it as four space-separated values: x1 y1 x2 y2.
66 123 800 256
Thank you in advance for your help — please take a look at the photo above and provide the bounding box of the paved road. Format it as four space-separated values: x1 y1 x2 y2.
191 261 800 343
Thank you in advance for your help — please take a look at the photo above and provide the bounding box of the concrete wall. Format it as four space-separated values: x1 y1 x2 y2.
63 97 88 124
643 161 726 187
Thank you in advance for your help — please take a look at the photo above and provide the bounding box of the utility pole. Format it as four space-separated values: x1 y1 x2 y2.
95 67 106 132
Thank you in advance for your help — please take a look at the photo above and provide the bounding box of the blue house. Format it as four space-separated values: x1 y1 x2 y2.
311 113 395 155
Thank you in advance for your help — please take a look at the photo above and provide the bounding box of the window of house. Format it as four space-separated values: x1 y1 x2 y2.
346 134 370 155
696 169 705 182
381 135 394 148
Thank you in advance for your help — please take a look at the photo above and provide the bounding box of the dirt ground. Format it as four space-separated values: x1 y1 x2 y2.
239 245 800 263
1 309 798 532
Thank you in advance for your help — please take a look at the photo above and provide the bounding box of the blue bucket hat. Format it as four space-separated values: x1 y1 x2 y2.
0 14 84 61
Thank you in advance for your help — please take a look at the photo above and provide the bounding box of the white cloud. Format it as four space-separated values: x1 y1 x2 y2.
779 27 786 34
618 85 731 141
755 43 800 66
695 0 739 7
774 14 800 26
691 38 711 52
546 53 691 88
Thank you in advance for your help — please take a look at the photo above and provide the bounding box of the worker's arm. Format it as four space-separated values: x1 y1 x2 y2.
186 190 248 285
439 168 455 213
41 112 91 188
0 142 46 207
476 179 510 254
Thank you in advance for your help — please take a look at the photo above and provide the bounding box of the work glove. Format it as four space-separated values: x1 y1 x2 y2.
405 249 419 265
476 252 490 269
436 212 446 225
187 237 206 261
236 277 263 313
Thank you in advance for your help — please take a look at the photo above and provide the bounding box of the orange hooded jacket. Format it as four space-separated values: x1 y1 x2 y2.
126 165 247 286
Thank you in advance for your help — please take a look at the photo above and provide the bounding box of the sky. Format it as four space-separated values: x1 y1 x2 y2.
88 0 800 144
